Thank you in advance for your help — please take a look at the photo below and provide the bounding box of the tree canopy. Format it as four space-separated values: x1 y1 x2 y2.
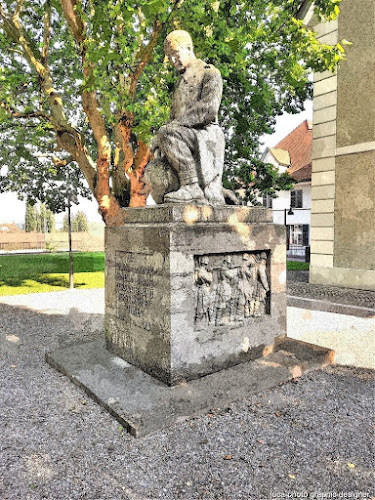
0 0 346 225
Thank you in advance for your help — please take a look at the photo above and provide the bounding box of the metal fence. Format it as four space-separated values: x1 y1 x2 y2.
0 241 46 251
287 244 310 262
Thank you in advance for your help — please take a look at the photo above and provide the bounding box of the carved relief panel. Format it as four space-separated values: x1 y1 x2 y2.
194 252 270 329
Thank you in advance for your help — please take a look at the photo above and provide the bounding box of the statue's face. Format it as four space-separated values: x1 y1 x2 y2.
167 43 195 72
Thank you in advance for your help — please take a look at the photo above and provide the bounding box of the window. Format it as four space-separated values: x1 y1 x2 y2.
262 193 273 209
289 224 309 246
302 224 309 246
290 189 303 208
290 225 303 246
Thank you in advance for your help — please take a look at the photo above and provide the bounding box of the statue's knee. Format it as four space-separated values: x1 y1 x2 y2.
158 124 171 142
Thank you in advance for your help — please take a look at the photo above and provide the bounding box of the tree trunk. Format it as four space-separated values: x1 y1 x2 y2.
119 121 150 208
128 141 150 207
96 152 125 227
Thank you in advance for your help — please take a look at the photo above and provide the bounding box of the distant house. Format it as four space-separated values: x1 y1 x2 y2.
261 120 312 257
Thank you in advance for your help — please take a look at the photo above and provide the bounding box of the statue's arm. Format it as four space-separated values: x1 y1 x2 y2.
258 265 269 292
175 67 223 128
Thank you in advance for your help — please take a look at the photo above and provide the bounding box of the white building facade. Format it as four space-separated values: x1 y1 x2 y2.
261 121 312 258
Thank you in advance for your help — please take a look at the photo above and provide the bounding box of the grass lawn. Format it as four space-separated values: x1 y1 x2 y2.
0 252 105 296
287 260 310 271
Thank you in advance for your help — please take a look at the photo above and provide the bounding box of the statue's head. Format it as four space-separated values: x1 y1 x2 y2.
164 30 196 72
198 255 209 267
260 252 268 261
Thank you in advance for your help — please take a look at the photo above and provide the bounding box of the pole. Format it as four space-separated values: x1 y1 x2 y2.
284 208 289 251
68 192 74 289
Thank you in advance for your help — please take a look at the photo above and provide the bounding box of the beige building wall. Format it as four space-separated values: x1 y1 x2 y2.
310 0 375 290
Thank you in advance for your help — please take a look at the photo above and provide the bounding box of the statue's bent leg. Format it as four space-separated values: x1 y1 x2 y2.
143 157 180 204
158 124 206 203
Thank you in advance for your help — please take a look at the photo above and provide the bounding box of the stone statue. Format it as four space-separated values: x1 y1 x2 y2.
145 30 226 205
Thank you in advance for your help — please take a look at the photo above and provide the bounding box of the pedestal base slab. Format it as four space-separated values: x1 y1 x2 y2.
46 338 334 437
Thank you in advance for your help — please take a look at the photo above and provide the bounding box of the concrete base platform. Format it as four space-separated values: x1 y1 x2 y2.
46 338 334 437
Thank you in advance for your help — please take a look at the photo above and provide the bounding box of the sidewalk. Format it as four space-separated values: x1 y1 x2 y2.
285 277 375 370
287 280 375 314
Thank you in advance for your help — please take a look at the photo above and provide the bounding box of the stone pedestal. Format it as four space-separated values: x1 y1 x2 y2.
105 205 286 385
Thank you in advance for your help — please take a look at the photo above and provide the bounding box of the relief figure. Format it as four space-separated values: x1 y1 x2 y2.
238 253 257 318
253 252 270 317
194 255 214 326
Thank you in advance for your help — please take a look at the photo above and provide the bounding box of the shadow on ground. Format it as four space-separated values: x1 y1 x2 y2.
0 274 68 288
0 302 374 500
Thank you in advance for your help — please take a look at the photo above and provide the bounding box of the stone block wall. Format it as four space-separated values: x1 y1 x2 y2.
310 0 375 290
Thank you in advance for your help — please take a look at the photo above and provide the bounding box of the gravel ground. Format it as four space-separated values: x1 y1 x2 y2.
0 300 374 500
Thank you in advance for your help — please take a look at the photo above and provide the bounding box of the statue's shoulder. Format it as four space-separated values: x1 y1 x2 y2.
197 59 221 77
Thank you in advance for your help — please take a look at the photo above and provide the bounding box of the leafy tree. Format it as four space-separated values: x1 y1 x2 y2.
25 199 37 232
62 213 69 232
45 207 55 232
39 202 46 232
39 202 55 232
0 0 346 224
25 200 56 232
75 211 88 232
63 210 87 232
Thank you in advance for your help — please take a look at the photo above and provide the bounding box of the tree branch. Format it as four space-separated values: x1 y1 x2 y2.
12 0 25 22
0 122 40 131
60 0 122 219
35 153 75 168
41 0 52 65
164 0 181 26
0 100 50 120
129 19 163 98
60 0 109 149
0 3 97 192
60 0 84 42
1 8 71 130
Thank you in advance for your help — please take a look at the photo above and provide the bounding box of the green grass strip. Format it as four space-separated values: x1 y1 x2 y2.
287 261 309 271
0 252 105 279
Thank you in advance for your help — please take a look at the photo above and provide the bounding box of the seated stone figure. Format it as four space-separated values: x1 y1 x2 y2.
145 30 226 205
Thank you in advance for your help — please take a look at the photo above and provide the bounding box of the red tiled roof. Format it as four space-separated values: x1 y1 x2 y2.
290 162 312 182
275 119 312 178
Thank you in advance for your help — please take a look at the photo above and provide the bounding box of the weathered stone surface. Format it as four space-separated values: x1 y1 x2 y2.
105 206 286 385
122 205 272 224
312 135 336 160
313 91 337 111
334 150 375 271
145 30 226 205
313 105 336 125
336 0 375 148
46 338 334 437
313 75 337 97
310 265 375 291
